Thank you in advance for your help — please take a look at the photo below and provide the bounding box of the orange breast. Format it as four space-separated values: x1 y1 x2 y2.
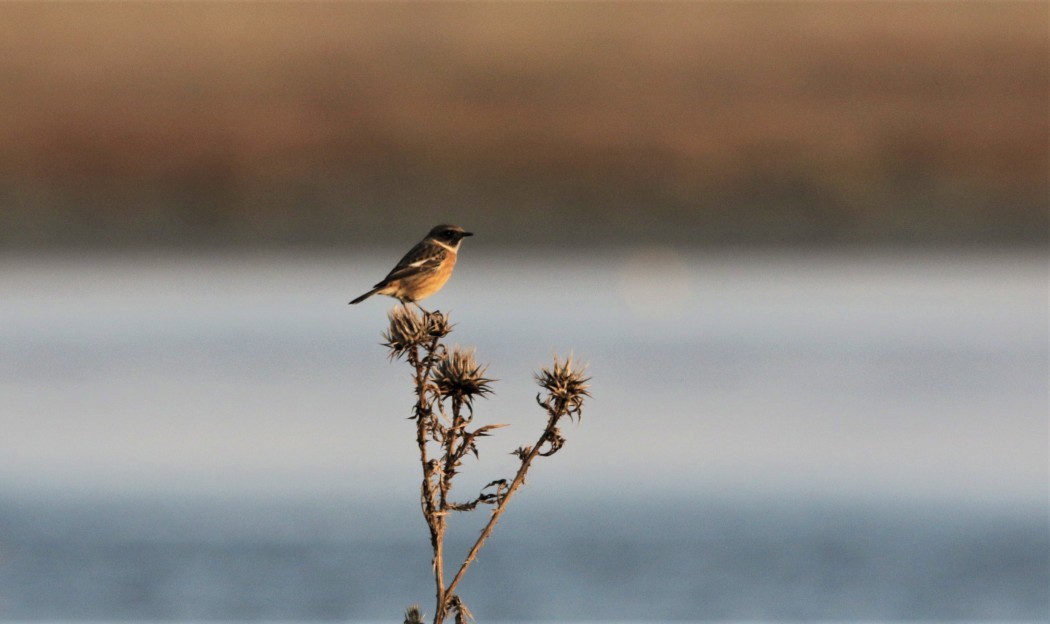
395 253 456 302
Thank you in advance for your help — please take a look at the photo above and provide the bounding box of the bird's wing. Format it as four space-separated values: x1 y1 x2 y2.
375 241 445 285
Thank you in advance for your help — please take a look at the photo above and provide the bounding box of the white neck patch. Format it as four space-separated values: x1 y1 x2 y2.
432 239 459 252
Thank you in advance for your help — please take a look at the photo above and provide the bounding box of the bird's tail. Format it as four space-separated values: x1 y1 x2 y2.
349 288 380 305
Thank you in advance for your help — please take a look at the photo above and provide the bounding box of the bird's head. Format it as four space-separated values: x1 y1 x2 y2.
428 224 474 247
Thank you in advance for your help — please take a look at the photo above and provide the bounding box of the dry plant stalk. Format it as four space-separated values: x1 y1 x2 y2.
381 306 590 624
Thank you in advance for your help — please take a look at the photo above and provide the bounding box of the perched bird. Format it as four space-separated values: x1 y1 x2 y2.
350 224 473 311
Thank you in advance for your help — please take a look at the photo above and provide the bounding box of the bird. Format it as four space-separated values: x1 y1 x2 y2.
349 224 473 312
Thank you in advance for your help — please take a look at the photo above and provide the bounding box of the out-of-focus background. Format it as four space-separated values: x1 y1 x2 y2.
2 2 1047 249
0 3 1046 621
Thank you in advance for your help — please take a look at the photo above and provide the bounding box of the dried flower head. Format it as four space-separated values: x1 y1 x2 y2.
433 346 494 404
383 307 452 358
536 354 590 420
403 605 425 624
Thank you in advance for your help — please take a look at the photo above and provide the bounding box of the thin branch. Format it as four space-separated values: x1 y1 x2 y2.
444 402 564 600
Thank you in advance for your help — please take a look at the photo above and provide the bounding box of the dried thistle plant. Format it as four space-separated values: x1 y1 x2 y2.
381 306 589 624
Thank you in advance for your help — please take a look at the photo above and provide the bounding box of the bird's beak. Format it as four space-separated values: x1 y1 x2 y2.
463 231 474 237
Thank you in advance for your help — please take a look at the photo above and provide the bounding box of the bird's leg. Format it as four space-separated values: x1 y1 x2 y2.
411 301 432 317
397 299 420 318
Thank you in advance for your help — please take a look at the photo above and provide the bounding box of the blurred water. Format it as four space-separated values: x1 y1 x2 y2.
0 249 1046 619
0 496 1045 620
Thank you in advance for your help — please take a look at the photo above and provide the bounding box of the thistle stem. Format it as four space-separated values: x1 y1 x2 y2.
443 407 562 601
410 338 446 621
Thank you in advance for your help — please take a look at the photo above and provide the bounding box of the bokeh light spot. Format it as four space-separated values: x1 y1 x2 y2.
616 245 694 319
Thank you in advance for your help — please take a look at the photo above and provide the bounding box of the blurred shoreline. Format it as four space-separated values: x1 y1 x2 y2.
1 2 1046 249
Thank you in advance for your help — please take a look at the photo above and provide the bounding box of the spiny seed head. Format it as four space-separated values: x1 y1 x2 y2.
403 605 424 624
536 354 590 419
383 307 452 358
433 346 495 403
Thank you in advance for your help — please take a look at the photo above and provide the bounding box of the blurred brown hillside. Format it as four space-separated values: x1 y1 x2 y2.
0 3 1045 249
